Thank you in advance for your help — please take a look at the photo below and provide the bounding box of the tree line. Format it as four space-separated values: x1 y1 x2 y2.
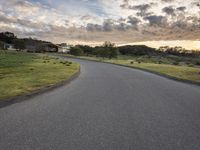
69 42 200 58
69 41 119 59
1 31 199 58
0 32 58 52
158 46 200 57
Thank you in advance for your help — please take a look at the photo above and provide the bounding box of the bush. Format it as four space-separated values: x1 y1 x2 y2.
195 61 200 66
36 44 46 53
119 45 157 56
188 64 194 67
13 39 25 50
173 61 179 65
69 46 84 56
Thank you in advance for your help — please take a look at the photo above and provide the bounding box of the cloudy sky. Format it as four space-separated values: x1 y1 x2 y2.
0 0 200 48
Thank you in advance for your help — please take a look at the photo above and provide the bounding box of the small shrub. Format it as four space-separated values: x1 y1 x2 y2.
130 61 134 64
173 61 179 65
158 61 162 64
188 64 194 67
195 61 200 66
43 61 46 63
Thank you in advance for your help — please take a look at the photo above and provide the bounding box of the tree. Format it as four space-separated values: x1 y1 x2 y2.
13 39 25 51
95 47 109 58
69 46 84 56
0 32 16 44
102 41 118 59
36 44 46 53
119 45 156 56
109 47 119 58
77 45 94 56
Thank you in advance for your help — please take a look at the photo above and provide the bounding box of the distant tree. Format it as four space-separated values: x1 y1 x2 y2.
109 46 119 58
157 46 200 57
103 41 115 48
13 39 25 51
35 44 46 53
77 45 94 56
0 32 16 44
69 46 84 56
95 47 109 58
119 45 156 56
100 41 119 58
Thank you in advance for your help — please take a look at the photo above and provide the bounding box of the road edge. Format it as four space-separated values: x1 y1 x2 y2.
0 67 80 108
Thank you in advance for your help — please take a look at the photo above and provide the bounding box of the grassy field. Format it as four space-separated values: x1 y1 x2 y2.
0 51 79 100
60 54 200 84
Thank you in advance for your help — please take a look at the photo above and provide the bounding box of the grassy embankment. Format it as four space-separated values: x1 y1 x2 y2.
0 51 79 100
61 54 200 84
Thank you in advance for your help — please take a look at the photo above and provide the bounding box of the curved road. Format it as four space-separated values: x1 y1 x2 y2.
0 58 200 150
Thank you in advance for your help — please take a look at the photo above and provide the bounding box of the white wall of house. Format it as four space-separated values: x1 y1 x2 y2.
58 46 70 53
4 44 15 50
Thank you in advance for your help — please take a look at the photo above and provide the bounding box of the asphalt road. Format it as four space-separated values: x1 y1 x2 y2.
0 58 200 150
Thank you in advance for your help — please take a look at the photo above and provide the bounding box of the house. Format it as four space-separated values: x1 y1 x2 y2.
57 43 71 53
4 43 15 50
43 43 58 52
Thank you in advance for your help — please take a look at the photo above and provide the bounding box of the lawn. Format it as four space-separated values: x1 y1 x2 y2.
105 59 200 83
0 51 79 100
59 54 200 84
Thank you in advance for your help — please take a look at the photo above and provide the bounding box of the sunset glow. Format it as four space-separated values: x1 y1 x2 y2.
0 0 199 48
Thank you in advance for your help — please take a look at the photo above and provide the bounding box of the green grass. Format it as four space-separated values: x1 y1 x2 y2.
0 51 79 100
105 60 200 83
59 54 200 84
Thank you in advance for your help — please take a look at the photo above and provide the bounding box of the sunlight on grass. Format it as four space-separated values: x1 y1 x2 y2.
107 60 200 82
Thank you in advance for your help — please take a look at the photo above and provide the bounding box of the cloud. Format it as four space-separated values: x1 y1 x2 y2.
162 6 176 16
144 15 167 26
86 19 114 32
176 6 186 12
0 0 199 44
127 16 140 26
120 3 155 17
161 0 175 3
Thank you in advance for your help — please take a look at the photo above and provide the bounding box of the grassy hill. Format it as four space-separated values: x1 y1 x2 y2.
0 51 79 100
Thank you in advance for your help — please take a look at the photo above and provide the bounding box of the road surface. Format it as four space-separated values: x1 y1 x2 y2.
0 58 200 150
